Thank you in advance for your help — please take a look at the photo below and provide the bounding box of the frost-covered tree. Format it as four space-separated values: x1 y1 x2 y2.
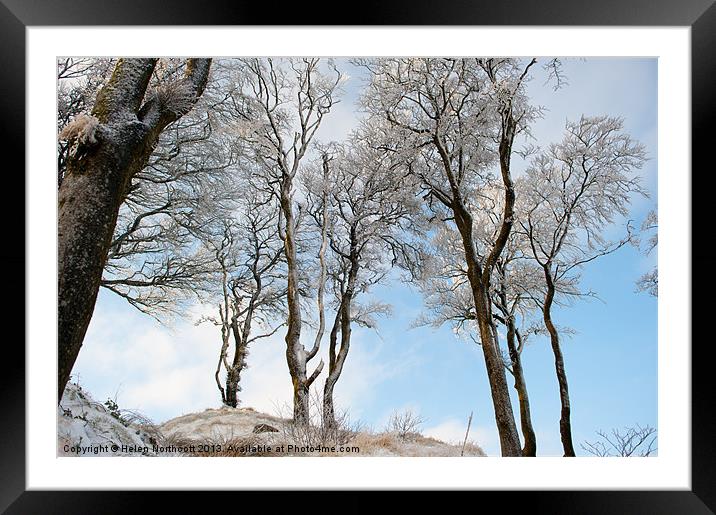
224 58 341 424
101 62 239 317
518 115 647 456
415 201 543 456
57 58 212 402
199 192 286 408
304 137 421 431
59 59 232 318
359 57 543 456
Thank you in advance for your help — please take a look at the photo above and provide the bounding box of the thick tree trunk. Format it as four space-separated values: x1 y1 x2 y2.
542 266 576 457
58 139 139 402
58 59 156 402
57 58 212 402
292 380 309 424
505 318 537 456
451 222 521 457
470 285 522 456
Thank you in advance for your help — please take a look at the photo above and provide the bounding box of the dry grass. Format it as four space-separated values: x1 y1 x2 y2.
156 429 487 457
349 431 485 457
155 402 486 457
278 405 361 450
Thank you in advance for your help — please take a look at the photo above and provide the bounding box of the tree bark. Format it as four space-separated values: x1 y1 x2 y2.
322 376 337 431
225 369 239 408
542 265 576 457
446 177 520 456
57 58 212 402
469 279 522 456
505 317 537 456
224 320 248 408
450 202 520 456
280 179 311 424
322 258 357 431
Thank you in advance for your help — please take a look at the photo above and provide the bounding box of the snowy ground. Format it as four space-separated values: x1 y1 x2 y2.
58 383 174 456
58 383 485 457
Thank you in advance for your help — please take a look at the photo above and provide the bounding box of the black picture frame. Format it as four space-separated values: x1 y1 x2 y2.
3 0 713 512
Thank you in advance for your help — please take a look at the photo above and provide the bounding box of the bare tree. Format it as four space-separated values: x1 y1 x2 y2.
415 218 543 456
518 115 647 456
200 193 286 408
359 58 543 456
58 58 212 401
385 409 426 441
59 59 234 319
100 64 239 318
226 58 341 424
581 424 657 457
304 137 421 431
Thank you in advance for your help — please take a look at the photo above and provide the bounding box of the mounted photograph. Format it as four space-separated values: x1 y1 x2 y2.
56 56 657 458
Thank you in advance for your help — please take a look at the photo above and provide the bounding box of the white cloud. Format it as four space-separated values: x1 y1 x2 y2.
122 364 215 420
74 297 226 421
73 294 419 426
424 418 466 444
236 332 294 416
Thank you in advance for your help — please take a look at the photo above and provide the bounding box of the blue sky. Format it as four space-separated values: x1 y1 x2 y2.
72 57 657 456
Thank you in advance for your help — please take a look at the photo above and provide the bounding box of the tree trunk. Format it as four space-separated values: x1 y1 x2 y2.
292 379 309 424
471 286 522 456
322 378 337 431
432 113 522 456
451 204 521 457
280 179 310 425
321 307 351 431
225 369 239 408
542 265 576 457
223 317 248 408
505 317 537 456
322 258 357 431
215 354 227 405
57 58 212 402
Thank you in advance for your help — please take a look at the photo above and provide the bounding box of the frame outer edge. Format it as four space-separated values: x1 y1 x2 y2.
3 0 714 511
691 1 716 512
0 0 27 513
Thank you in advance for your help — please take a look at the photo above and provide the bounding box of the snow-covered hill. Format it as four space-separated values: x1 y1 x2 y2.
58 383 485 457
58 383 173 456
158 406 485 457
